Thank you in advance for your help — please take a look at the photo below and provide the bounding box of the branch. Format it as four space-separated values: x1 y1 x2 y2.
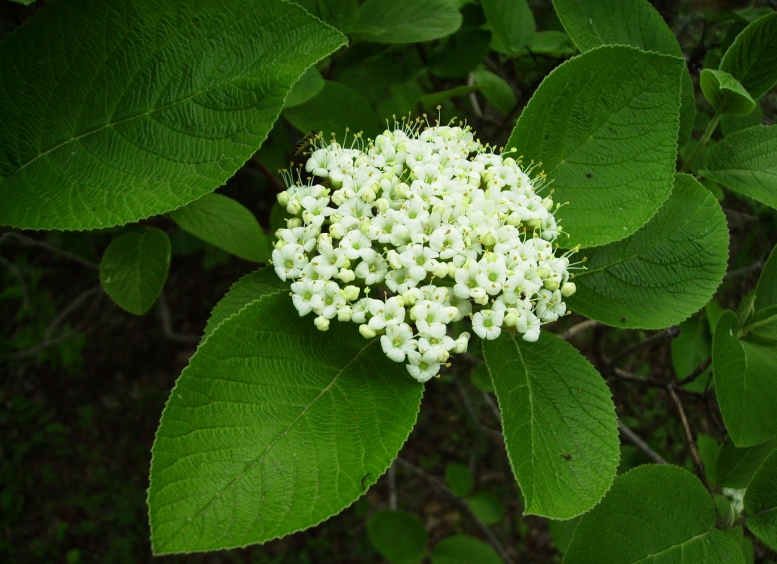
559 319 599 340
676 357 712 387
617 420 667 464
0 232 98 270
667 386 712 492
395 458 514 564
606 326 680 368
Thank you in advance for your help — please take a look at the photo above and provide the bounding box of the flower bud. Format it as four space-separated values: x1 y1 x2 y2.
314 316 330 331
337 268 355 283
337 306 353 322
277 191 290 206
359 324 377 339
543 279 560 291
287 217 302 228
342 285 360 301
561 282 577 297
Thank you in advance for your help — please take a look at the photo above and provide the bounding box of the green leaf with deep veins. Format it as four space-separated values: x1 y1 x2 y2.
0 0 346 230
566 174 729 329
564 465 744 563
99 227 171 315
700 125 777 212
148 292 423 554
552 0 695 146
483 332 619 519
506 45 682 248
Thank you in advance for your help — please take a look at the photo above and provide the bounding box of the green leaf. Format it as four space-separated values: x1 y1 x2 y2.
466 491 505 525
0 0 346 231
564 465 745 564
169 194 269 263
419 85 481 112
99 227 170 316
671 314 713 392
548 516 581 554
720 11 777 100
354 0 462 44
700 69 756 116
744 448 777 551
445 462 474 497
203 268 287 340
367 510 428 564
715 437 777 488
472 68 517 115
566 174 729 329
552 0 695 150
743 305 777 344
506 46 683 248
755 245 777 311
148 293 423 554
482 0 535 56
469 363 494 392
283 81 379 139
483 332 619 519
283 66 326 109
431 535 502 564
713 309 777 447
702 125 777 212
430 28 492 78
721 104 762 136
755 246 777 310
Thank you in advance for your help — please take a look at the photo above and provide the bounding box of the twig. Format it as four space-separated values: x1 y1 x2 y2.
0 254 29 309
725 260 766 280
481 392 501 422
617 420 667 464
387 463 397 511
609 367 708 398
676 357 712 387
467 72 483 118
252 158 287 193
156 292 200 344
559 319 598 340
606 326 680 368
667 386 711 491
395 458 514 564
0 232 98 270
7 287 103 359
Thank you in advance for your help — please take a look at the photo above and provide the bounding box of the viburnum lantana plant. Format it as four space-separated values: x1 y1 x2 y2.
272 119 578 382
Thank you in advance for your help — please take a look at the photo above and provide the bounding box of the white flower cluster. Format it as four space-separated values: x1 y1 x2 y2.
272 120 577 383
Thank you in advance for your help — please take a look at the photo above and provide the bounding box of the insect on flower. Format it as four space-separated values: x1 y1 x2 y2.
293 130 320 156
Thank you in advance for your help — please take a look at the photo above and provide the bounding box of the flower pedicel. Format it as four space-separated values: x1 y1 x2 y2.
273 118 578 383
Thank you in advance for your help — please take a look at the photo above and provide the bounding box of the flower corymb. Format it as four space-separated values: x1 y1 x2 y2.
273 119 577 383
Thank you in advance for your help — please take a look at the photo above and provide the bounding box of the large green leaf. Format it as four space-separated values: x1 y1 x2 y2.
169 194 269 263
700 69 756 116
203 267 287 340
0 0 346 230
719 11 777 101
431 535 502 564
366 510 428 564
744 448 777 551
483 332 619 519
148 292 423 554
566 174 729 329
482 0 535 56
700 125 777 212
552 0 695 146
99 227 171 315
283 81 379 140
713 309 777 447
564 465 744 563
506 45 683 248
755 244 777 312
715 437 777 489
354 0 462 44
